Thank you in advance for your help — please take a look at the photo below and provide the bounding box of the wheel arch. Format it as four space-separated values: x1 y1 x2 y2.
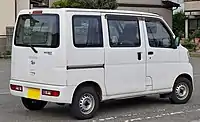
72 81 103 102
174 73 193 88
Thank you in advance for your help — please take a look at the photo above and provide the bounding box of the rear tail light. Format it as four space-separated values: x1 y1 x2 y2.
42 89 60 97
10 84 23 92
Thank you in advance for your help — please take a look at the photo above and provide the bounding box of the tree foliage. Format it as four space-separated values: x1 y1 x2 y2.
172 10 186 37
51 0 118 9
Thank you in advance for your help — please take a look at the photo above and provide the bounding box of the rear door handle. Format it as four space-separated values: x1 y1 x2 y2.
148 51 154 55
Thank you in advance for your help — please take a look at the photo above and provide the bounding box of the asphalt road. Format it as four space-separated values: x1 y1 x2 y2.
0 58 200 122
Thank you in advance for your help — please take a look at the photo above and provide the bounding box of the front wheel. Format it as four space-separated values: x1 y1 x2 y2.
70 86 100 120
21 97 47 110
169 77 193 104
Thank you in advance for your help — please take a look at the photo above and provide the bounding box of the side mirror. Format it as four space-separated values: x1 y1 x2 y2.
175 37 180 46
172 37 180 49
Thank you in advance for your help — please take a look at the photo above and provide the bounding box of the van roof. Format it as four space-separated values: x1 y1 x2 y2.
20 8 160 17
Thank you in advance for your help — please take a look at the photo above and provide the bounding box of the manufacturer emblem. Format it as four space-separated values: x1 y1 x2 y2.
31 60 35 65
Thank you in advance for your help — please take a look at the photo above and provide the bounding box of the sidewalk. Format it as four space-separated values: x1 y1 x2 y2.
190 52 200 57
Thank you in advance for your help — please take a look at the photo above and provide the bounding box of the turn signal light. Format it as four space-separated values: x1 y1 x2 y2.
42 89 60 97
10 84 23 92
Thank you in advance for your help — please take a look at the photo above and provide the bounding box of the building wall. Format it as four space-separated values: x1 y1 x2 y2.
118 6 173 28
0 0 15 35
49 0 56 7
117 0 174 28
0 0 175 36
184 0 200 38
49 0 173 28
118 0 163 5
185 0 200 12
17 0 30 14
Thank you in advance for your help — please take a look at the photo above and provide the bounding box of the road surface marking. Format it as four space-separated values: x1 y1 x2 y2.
0 90 10 95
194 74 200 77
130 118 142 121
123 109 200 122
0 92 10 95
95 108 200 122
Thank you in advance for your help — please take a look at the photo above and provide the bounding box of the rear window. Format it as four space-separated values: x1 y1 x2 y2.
14 14 60 48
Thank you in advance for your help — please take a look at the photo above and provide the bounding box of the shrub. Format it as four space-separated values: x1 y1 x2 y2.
51 0 118 9
182 39 197 52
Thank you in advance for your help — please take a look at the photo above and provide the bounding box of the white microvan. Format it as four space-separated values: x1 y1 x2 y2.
10 8 193 120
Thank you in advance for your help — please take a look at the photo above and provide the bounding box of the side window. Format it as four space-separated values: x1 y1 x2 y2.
145 18 173 48
72 15 103 48
107 15 141 47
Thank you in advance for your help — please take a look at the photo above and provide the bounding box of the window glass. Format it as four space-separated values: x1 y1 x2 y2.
108 18 140 47
146 18 173 48
73 16 103 47
189 19 197 30
14 14 59 48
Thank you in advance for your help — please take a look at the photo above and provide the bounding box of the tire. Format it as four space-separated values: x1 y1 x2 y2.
21 97 47 110
169 77 193 104
70 86 100 120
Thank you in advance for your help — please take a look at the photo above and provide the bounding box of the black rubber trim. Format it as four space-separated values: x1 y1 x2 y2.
118 3 179 8
105 14 138 21
67 64 104 70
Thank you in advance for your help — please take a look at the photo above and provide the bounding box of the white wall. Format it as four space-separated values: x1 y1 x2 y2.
0 0 15 35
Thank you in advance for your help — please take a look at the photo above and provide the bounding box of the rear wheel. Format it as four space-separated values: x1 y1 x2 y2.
21 97 47 110
70 86 100 120
169 77 193 104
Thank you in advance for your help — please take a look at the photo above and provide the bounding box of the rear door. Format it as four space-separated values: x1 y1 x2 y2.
65 12 105 86
11 10 67 85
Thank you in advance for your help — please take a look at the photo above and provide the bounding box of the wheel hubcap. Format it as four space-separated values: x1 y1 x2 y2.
175 83 189 100
79 93 95 115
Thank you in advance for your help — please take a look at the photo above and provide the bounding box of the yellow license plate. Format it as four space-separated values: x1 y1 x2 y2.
27 88 40 100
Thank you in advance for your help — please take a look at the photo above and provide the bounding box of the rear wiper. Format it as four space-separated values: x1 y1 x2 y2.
29 44 38 53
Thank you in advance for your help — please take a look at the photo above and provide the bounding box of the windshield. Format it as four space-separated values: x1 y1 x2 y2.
14 14 60 48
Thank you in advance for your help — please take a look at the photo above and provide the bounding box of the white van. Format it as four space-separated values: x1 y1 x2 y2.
10 8 193 120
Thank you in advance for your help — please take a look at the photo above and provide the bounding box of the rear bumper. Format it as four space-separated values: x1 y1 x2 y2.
9 79 76 104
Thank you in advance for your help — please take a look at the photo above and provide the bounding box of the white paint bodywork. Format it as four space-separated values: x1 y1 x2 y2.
10 8 193 104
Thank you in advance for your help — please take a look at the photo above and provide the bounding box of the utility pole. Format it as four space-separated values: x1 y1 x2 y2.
15 0 17 21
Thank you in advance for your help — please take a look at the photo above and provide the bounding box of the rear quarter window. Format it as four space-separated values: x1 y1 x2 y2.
72 15 103 48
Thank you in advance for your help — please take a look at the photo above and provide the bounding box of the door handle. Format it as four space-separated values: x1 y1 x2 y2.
137 52 142 60
148 51 154 55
